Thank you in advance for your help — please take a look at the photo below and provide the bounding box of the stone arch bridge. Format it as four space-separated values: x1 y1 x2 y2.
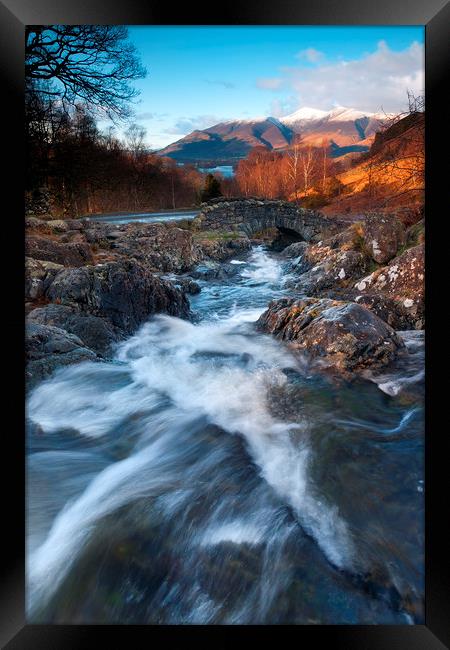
193 198 344 242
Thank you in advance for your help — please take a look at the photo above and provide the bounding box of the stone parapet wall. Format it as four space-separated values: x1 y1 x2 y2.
194 198 344 241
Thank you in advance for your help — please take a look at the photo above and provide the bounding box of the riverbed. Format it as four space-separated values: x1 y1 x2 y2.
26 245 424 624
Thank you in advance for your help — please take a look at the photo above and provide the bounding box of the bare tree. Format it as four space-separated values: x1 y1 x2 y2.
25 25 146 119
299 145 317 196
125 123 147 159
320 138 329 192
374 91 425 206
286 133 303 199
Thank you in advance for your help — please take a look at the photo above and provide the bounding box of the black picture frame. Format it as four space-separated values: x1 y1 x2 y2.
2 0 448 647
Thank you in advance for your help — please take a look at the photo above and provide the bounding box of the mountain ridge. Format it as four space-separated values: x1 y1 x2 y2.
158 106 394 164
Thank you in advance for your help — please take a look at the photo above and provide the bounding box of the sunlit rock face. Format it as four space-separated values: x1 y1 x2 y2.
360 212 406 264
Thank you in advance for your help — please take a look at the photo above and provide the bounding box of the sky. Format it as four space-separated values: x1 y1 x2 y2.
103 26 424 150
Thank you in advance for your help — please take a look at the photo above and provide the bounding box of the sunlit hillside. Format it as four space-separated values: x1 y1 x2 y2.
322 111 424 217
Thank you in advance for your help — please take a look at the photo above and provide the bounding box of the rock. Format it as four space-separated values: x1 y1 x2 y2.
257 297 403 375
286 248 367 296
280 242 309 259
111 223 200 273
25 236 94 267
172 278 201 295
46 259 191 333
352 244 424 329
25 257 64 300
65 219 86 231
350 293 424 331
361 213 406 264
25 217 52 233
28 304 119 355
46 219 69 233
194 237 251 263
191 262 241 281
84 224 117 247
26 322 97 389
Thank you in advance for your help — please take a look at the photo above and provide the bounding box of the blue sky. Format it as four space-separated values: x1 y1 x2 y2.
104 26 424 149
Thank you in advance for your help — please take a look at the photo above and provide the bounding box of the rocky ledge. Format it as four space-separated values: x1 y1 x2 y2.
24 215 255 387
282 212 424 333
257 297 404 377
25 258 190 388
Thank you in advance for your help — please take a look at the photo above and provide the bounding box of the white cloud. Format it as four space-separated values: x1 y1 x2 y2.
269 96 299 118
164 115 226 135
134 111 168 121
296 47 324 63
264 41 424 114
256 77 284 90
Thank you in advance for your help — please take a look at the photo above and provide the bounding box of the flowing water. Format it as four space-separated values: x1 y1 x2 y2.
85 209 199 225
26 246 424 624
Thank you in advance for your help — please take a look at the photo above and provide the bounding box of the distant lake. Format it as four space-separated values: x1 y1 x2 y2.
85 209 199 225
199 165 235 178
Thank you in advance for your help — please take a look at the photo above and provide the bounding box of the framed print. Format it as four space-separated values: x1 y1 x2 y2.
1 0 448 647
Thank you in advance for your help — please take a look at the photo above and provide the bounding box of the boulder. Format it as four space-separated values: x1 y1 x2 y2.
46 259 191 333
65 219 86 231
26 322 97 389
25 217 52 233
25 257 64 301
351 293 424 331
46 219 69 233
361 212 406 264
280 241 309 259
191 262 241 282
257 297 403 375
172 277 201 295
194 236 251 263
352 244 424 329
28 304 119 356
286 249 367 296
25 236 94 267
111 223 200 273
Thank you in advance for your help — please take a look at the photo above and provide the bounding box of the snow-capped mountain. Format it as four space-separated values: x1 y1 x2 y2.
279 106 393 147
157 107 392 164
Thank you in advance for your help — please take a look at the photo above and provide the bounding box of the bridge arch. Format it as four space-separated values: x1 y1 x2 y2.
193 198 341 242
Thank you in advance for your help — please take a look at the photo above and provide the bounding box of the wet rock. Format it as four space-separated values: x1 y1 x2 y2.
46 259 191 333
26 322 97 389
257 297 403 375
25 236 94 267
191 263 241 281
173 277 201 295
361 212 406 264
28 304 120 355
195 237 251 263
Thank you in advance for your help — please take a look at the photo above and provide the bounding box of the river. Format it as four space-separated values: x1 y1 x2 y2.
85 209 199 225
26 245 424 624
